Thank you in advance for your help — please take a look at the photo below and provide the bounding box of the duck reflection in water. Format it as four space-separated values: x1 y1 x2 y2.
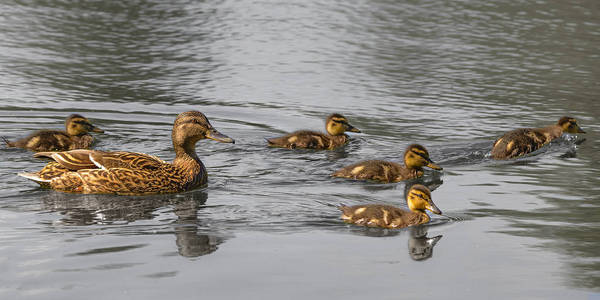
408 225 442 261
40 190 225 258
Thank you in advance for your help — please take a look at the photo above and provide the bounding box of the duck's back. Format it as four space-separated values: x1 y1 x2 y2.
491 128 554 159
332 160 415 182
8 130 93 152
339 204 427 228
267 130 346 150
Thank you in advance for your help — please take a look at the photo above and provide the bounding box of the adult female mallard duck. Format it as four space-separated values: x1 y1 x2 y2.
490 116 586 159
339 184 441 229
3 114 104 152
266 113 360 150
18 111 234 195
332 144 442 183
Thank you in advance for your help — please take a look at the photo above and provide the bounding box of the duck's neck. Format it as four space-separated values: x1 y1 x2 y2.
173 141 206 185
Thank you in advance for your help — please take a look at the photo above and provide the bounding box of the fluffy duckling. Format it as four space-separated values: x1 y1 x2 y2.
332 144 442 183
266 113 360 150
3 114 104 152
339 184 441 229
491 116 586 159
18 111 234 195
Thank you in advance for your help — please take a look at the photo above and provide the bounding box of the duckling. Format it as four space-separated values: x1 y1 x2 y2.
332 144 442 183
339 184 441 229
18 111 234 195
491 116 586 159
3 114 104 152
266 113 360 150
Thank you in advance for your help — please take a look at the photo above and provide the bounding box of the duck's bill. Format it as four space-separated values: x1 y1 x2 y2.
347 125 361 133
207 129 235 144
91 126 104 133
426 202 442 215
426 160 443 170
576 126 586 133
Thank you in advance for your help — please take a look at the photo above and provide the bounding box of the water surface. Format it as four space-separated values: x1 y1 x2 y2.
1 0 599 299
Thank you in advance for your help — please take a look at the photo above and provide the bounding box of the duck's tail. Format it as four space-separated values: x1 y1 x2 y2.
18 172 51 186
2 136 15 147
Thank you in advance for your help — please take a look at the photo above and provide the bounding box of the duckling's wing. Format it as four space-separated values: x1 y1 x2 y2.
491 128 548 159
268 130 330 149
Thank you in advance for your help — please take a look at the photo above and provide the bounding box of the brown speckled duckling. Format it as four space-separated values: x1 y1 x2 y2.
332 144 442 183
491 116 586 159
339 184 441 229
3 114 104 152
266 113 360 150
18 111 234 195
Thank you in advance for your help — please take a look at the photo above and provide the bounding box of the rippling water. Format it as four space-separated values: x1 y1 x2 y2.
1 0 599 298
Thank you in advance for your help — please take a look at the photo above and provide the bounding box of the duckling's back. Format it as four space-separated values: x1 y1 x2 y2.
267 130 340 149
339 204 427 228
5 130 79 152
332 160 411 182
491 128 550 159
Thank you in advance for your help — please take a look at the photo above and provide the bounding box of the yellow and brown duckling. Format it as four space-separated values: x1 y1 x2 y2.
266 113 360 150
339 184 442 229
491 116 586 159
18 111 234 195
332 144 442 183
3 114 104 152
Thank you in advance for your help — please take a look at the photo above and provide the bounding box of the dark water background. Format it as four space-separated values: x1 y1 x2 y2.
1 0 599 299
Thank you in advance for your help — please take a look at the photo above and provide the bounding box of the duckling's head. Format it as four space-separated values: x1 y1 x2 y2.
558 116 585 134
172 111 234 149
406 184 442 215
325 113 361 136
403 144 442 170
65 114 103 136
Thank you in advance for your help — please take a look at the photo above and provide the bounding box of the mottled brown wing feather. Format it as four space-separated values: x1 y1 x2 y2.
35 149 98 170
89 151 166 171
52 165 191 195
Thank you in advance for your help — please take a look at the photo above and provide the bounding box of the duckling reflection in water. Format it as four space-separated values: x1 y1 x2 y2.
3 114 104 152
267 113 361 150
491 116 586 159
332 144 442 183
408 226 442 261
339 184 442 229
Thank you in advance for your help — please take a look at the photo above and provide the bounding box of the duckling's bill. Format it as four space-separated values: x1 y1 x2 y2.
347 124 361 133
426 202 442 215
426 159 443 170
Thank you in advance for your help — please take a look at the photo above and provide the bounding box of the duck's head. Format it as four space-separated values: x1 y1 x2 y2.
403 144 442 170
172 111 234 150
406 184 442 215
325 113 361 136
65 114 103 136
558 116 585 134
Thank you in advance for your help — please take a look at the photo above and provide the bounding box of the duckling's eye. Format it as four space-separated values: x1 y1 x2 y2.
333 120 349 126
